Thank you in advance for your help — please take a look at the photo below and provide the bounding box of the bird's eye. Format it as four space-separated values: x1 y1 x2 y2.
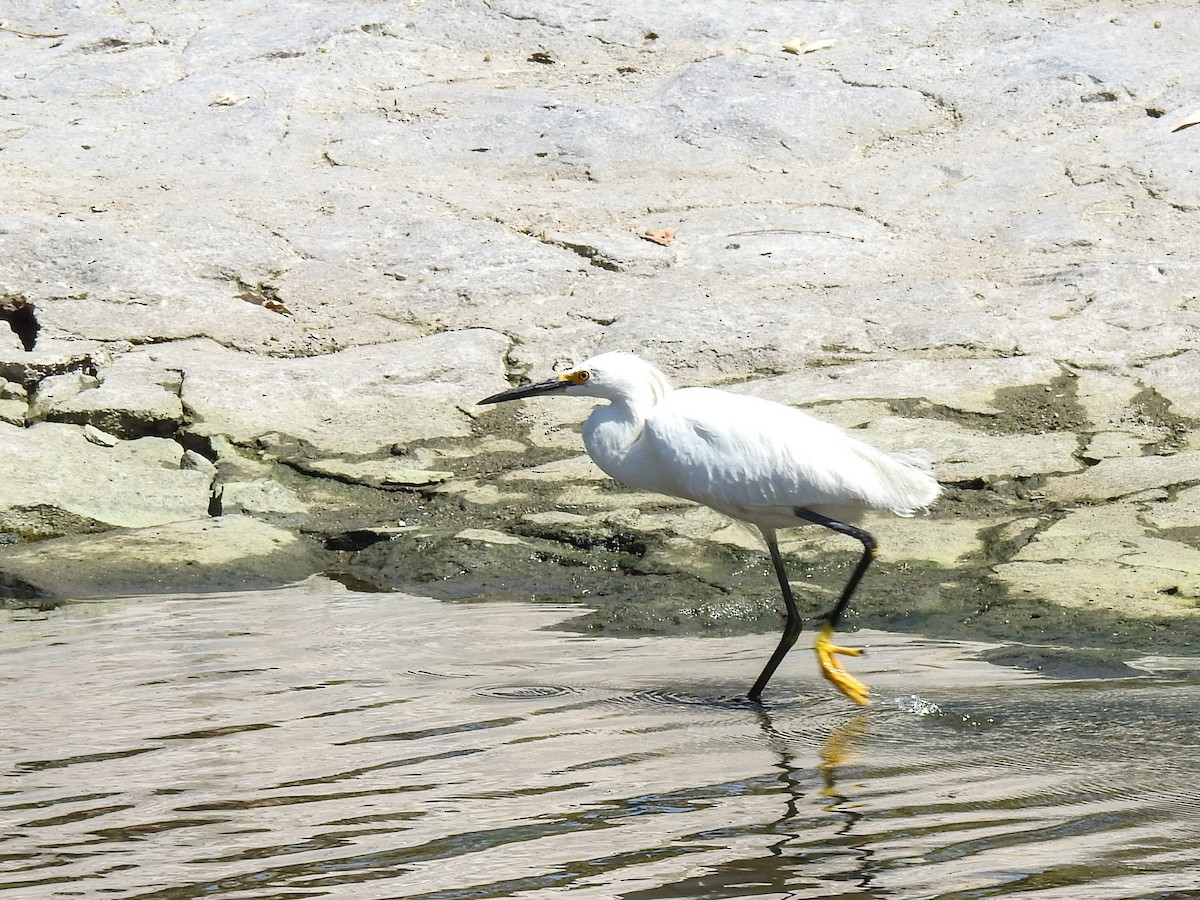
577 370 590 382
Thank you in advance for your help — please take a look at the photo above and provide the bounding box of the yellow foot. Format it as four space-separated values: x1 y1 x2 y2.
815 623 870 706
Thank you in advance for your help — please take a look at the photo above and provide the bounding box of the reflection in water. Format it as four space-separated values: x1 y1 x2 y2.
818 714 870 791
2 583 1199 899
816 716 873 895
656 711 880 900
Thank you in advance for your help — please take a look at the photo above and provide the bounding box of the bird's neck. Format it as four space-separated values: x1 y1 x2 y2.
581 380 670 485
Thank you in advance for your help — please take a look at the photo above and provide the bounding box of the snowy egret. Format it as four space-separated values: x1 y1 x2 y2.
478 352 941 704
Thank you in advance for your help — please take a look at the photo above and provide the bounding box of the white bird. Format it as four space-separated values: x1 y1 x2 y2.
479 351 941 704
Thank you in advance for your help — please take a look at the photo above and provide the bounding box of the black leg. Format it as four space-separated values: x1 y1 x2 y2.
792 508 878 629
748 527 803 703
748 511 879 704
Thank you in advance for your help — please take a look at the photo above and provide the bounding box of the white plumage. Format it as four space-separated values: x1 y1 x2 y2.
480 351 940 704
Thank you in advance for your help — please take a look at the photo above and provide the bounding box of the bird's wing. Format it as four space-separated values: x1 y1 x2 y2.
641 389 933 517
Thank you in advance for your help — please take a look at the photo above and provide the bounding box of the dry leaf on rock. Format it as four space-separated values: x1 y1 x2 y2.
238 292 293 316
639 229 676 246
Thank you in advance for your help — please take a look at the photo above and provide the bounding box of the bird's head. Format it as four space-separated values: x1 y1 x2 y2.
477 351 672 407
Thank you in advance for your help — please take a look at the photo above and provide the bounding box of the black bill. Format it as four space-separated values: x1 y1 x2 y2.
478 377 570 405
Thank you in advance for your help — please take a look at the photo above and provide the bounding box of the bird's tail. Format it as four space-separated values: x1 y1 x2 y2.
880 449 941 516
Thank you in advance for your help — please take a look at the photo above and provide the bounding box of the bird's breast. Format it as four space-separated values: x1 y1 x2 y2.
582 410 671 495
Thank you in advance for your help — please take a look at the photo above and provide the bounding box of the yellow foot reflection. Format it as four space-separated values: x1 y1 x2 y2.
819 714 870 798
815 623 869 706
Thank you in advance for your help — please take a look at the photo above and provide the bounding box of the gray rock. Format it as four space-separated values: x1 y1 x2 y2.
294 458 454 490
1082 432 1146 463
0 379 26 401
861 418 1083 483
181 449 217 475
3 0 1200 633
152 329 509 456
0 400 25 427
218 479 308 517
40 348 184 438
994 505 1200 619
1140 352 1200 420
539 230 675 275
1044 452 1200 504
0 339 115 388
1141 484 1200 532
0 422 213 537
82 423 120 447
738 358 1065 415
0 323 22 353
1074 371 1147 436
28 371 100 421
0 379 25 426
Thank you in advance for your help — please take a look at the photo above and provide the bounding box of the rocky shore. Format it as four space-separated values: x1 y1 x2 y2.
3 1 1199 656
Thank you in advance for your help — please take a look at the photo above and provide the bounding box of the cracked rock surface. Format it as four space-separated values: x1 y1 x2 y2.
2 1 1200 657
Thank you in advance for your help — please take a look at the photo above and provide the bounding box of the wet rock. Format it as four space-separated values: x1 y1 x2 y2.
977 645 1141 680
332 525 628 599
0 516 328 604
0 422 213 538
331 522 786 636
325 526 410 552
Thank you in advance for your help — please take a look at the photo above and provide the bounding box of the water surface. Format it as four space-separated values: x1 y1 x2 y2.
3 582 1198 898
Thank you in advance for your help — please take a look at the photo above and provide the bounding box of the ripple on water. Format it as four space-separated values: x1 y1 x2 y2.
3 589 1200 899
474 684 583 700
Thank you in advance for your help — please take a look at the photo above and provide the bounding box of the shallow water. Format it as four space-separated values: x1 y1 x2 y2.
2 582 1199 899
